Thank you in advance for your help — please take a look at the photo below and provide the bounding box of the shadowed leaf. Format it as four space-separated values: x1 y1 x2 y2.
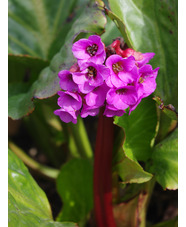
56 159 93 225
149 129 178 190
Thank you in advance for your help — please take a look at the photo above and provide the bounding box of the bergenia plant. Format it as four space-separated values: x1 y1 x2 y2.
8 1 178 227
54 35 160 226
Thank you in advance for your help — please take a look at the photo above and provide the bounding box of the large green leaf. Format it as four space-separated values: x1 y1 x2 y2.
8 2 106 119
32 2 107 99
8 54 49 119
114 96 158 161
108 0 178 109
8 0 87 60
149 128 178 190
56 159 93 225
112 109 153 184
8 149 77 227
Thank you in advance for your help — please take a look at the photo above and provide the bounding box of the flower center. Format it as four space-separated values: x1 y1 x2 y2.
127 82 134 86
116 88 127 95
139 74 148 83
86 66 97 79
139 77 145 83
112 62 123 74
86 44 98 56
67 73 73 81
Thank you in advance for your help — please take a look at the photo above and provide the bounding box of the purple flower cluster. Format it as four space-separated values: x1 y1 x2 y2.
54 35 159 124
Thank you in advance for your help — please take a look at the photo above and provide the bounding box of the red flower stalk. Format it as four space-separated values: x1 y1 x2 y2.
93 108 116 227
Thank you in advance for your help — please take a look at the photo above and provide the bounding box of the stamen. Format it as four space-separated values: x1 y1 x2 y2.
68 73 73 81
139 76 145 83
116 88 127 95
112 62 123 74
86 44 98 56
87 66 97 79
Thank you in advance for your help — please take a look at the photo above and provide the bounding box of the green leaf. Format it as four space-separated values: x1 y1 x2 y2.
113 148 152 184
8 149 77 227
32 2 107 100
8 2 106 120
8 54 49 119
113 116 153 184
56 159 93 225
151 216 178 227
8 0 84 59
114 96 158 161
8 54 49 83
149 128 178 190
107 0 178 108
8 89 35 120
97 1 133 49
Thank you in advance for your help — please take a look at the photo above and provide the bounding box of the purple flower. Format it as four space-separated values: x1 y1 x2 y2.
136 65 159 98
54 35 159 123
136 53 155 68
106 85 138 110
81 104 100 118
104 104 126 117
85 84 109 107
54 108 79 124
105 54 138 88
72 35 106 66
72 62 110 94
57 91 82 110
58 70 79 92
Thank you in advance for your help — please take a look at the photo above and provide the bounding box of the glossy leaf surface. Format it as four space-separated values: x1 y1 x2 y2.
114 96 158 161
108 0 178 109
8 0 83 60
8 149 77 227
113 108 155 184
149 128 178 190
113 147 152 184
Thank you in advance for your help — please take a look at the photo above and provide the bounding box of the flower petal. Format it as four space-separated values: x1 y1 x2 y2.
57 91 82 110
72 39 92 59
58 70 78 92
81 104 99 118
54 109 78 124
104 104 125 117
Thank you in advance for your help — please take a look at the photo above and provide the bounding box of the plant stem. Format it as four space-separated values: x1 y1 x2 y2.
69 116 93 159
8 141 59 179
94 109 116 227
